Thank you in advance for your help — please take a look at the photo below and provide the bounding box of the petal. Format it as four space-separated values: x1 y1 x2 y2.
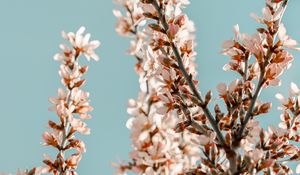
89 40 101 49
278 24 286 41
289 82 300 96
221 40 234 49
138 131 149 141
126 117 135 129
275 93 288 104
112 9 122 17
82 33 91 46
250 12 263 23
76 26 86 36
75 35 83 47
296 164 300 173
61 31 68 39
90 52 100 61
216 83 227 95
229 79 239 93
233 24 240 39
157 106 168 115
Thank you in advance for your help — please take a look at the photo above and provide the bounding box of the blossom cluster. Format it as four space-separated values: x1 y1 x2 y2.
37 26 100 175
21 27 100 175
1 0 300 175
0 27 100 175
113 0 202 174
197 0 300 174
115 0 300 174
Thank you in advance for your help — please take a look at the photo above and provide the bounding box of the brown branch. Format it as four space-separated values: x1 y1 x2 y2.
125 4 138 34
236 63 265 140
151 0 226 147
236 0 290 141
175 90 207 134
243 52 250 82
58 56 80 175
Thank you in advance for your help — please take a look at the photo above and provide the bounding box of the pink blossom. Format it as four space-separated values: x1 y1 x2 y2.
65 153 82 169
246 149 264 163
36 27 99 175
62 26 100 61
167 23 180 39
113 0 300 174
275 93 288 105
278 24 300 50
216 83 227 96
69 117 90 135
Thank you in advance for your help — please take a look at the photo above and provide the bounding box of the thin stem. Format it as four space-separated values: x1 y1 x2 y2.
201 149 222 174
236 0 289 140
58 94 72 174
243 53 250 82
126 5 138 34
288 109 298 136
176 90 207 134
151 0 226 147
58 57 79 175
236 67 265 140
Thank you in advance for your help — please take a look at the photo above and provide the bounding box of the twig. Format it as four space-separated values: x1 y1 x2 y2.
236 0 289 140
58 56 79 175
151 0 226 147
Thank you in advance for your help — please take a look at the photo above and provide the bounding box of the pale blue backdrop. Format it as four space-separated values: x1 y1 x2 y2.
0 0 299 174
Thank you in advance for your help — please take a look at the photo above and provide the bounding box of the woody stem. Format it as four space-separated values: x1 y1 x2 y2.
151 0 226 147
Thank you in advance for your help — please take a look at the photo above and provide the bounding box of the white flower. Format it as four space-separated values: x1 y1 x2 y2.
216 83 227 96
62 26 101 61
278 24 300 50
241 33 266 57
250 5 283 24
69 116 90 135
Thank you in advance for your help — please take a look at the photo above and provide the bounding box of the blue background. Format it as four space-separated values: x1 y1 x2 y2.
0 0 299 174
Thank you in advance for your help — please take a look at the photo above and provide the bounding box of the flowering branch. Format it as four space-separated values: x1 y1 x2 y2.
113 0 201 174
36 26 100 175
116 0 300 174
217 0 300 174
236 0 290 141
150 0 226 147
2 0 300 175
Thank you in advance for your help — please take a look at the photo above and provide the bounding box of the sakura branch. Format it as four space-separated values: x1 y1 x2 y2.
149 0 226 147
37 26 100 175
2 0 300 174
115 0 300 174
215 0 300 174
236 0 291 141
0 27 100 175
113 0 200 174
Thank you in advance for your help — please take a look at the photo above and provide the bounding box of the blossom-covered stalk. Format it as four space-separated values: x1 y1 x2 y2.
115 0 300 174
216 0 300 174
0 27 100 175
274 82 300 173
113 0 201 174
37 26 100 175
